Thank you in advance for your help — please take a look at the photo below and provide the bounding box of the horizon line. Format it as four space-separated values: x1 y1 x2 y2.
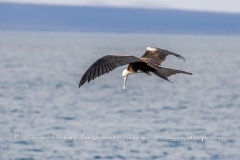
1 1 240 15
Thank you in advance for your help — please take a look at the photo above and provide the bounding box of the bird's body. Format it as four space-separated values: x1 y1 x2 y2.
79 47 192 89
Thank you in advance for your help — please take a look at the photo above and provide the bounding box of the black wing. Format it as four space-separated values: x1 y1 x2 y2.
79 55 143 87
141 47 185 66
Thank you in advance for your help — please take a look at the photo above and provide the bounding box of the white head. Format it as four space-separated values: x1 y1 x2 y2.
122 69 133 90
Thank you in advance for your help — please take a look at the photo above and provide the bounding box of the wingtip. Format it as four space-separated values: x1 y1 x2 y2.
166 79 173 83
183 71 192 75
181 56 186 62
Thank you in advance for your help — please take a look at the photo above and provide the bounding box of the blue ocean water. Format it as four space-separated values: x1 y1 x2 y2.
0 31 239 160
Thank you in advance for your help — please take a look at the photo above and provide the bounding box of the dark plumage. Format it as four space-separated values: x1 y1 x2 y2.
79 47 192 89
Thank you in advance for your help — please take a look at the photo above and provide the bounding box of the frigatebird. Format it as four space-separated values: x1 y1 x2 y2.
79 47 192 89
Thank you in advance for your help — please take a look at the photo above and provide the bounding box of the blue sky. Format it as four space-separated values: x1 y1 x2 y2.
1 0 240 13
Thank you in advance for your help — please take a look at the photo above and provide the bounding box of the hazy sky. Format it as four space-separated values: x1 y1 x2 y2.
1 0 240 13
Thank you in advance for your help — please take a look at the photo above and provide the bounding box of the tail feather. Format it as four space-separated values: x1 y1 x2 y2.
152 67 192 82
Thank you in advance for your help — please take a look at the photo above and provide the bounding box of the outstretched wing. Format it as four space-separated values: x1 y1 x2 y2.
141 47 185 67
79 55 144 87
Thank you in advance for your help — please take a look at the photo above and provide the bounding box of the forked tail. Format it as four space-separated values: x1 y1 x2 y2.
152 67 192 82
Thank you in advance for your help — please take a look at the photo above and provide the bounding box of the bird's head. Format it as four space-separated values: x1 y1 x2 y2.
122 69 132 90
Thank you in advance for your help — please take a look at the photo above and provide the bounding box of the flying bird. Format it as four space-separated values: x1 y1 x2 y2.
79 47 192 89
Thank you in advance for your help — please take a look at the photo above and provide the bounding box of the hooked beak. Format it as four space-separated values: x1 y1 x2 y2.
123 76 127 90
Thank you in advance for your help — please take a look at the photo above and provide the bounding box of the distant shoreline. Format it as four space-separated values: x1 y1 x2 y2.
1 2 240 35
1 29 240 37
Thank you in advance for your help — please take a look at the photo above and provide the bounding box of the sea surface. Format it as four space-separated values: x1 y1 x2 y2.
0 31 239 160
